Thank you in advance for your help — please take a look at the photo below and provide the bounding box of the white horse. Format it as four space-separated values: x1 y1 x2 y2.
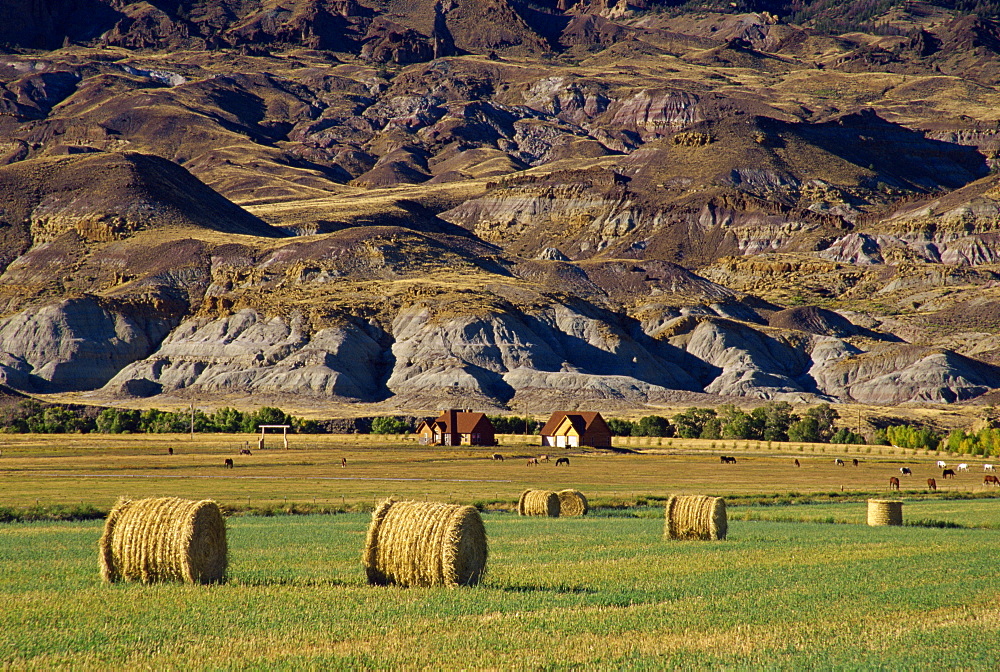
985 464 995 472
936 460 947 469
957 463 969 472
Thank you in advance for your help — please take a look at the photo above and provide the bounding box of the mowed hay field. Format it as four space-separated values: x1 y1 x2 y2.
3 434 1000 667
3 514 1000 668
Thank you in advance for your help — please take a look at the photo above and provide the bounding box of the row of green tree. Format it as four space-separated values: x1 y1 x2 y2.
866 425 1000 457
607 403 865 444
0 401 312 434
7 401 998 456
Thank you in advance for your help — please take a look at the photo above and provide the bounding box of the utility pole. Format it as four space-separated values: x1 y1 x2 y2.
190 403 195 440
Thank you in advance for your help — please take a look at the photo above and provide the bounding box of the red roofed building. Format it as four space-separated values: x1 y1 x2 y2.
539 411 612 448
415 409 496 446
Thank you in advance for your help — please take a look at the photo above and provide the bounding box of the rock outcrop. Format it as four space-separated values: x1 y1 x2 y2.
0 297 173 392
103 309 388 400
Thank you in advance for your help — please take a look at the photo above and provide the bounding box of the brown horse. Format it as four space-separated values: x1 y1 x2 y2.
985 474 1000 486
527 458 538 466
224 458 234 469
889 476 900 490
942 469 956 479
793 458 800 467
555 457 570 466
927 478 937 491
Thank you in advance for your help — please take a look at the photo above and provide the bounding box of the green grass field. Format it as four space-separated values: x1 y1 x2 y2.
3 513 1000 668
3 434 1000 668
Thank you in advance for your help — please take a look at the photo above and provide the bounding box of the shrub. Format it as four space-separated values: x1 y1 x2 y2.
606 418 636 437
635 415 672 437
371 416 410 434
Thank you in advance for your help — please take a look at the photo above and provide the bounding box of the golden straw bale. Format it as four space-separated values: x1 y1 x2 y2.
663 495 727 540
363 499 488 587
557 489 588 517
517 489 560 517
99 497 227 584
867 499 903 526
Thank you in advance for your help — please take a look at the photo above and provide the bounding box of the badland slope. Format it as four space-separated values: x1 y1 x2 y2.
2 0 1000 413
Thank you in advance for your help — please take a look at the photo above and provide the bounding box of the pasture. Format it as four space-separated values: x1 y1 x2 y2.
0 432 994 513
2 433 1000 668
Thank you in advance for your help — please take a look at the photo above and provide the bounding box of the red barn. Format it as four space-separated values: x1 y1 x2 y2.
415 410 496 446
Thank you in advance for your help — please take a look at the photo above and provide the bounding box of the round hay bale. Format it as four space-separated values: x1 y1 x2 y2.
664 495 727 540
517 489 560 517
363 499 488 587
867 499 903 526
99 497 227 584
557 489 588 517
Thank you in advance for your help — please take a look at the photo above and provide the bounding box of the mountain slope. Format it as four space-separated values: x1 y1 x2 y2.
0 0 1000 411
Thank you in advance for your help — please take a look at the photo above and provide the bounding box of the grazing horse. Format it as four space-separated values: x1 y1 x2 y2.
852 458 859 467
240 448 252 455
937 460 947 469
899 467 911 475
927 478 937 491
341 457 347 468
538 454 550 462
835 458 845 466
942 468 956 479
720 455 737 464
491 453 504 461
985 475 1000 486
889 476 900 490
985 464 996 472
167 447 173 455
224 458 234 469
957 463 969 472
793 458 800 467
527 458 538 466
555 457 570 466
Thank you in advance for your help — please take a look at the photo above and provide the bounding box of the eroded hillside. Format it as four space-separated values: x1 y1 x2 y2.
2 0 1000 412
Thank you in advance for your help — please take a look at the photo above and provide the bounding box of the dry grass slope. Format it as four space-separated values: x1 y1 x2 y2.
363 499 488 587
664 494 728 541
98 496 227 584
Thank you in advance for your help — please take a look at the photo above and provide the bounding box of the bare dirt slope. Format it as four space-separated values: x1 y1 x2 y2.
3 0 1000 412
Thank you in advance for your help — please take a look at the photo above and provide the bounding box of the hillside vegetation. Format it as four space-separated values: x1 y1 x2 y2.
2 0 1000 414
